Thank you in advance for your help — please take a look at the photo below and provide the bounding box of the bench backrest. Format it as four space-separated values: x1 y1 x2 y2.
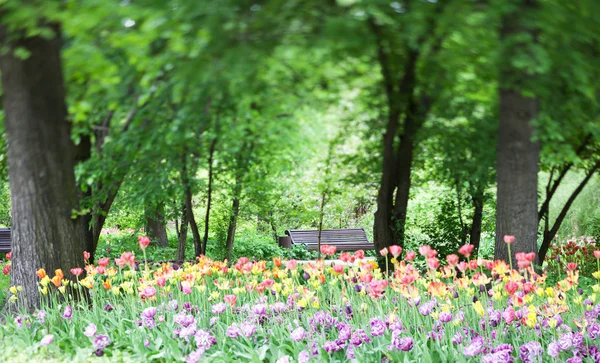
284 228 373 251
0 228 10 254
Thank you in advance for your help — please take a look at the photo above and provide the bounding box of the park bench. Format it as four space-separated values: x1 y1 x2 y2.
284 228 374 251
0 228 10 254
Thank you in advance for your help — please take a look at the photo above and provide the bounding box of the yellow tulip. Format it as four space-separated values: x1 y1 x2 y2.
473 301 485 316
40 276 51 287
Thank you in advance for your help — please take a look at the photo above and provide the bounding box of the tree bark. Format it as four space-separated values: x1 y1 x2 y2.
470 191 484 255
201 136 218 255
0 23 88 311
145 204 169 247
180 150 202 257
494 89 539 264
225 176 241 262
455 176 468 245
176 203 188 261
317 190 327 259
494 0 540 266
185 183 202 258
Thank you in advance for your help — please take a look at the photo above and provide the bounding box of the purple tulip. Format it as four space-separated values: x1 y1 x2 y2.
291 327 306 342
93 334 110 350
370 318 386 337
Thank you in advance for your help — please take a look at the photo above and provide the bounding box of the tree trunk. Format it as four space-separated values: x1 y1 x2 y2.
176 203 188 261
371 43 421 252
455 177 468 245
180 150 202 257
370 2 444 255
225 177 241 262
145 204 169 247
185 183 202 258
0 23 88 311
201 136 218 255
494 90 539 264
494 0 540 266
470 192 484 255
317 190 327 259
392 112 419 247
268 213 278 243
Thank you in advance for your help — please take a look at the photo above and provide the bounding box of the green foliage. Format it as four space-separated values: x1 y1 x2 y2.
0 0 598 268
0 272 8 311
0 182 10 227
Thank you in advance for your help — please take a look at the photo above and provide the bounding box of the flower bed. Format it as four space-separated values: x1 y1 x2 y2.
1 239 599 362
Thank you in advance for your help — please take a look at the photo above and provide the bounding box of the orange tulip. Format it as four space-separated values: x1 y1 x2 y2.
102 279 112 290
55 269 64 280
36 268 47 279
51 275 62 287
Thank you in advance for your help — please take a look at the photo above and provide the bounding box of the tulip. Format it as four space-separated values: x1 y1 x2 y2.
36 268 47 279
458 244 475 258
70 268 83 277
389 245 402 258
504 235 516 244
138 236 150 250
446 254 459 266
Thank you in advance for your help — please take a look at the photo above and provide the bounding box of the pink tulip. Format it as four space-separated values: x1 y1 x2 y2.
389 245 402 258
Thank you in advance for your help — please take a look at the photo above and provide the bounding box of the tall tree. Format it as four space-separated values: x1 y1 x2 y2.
494 0 541 265
371 1 447 252
145 203 169 247
0 20 87 311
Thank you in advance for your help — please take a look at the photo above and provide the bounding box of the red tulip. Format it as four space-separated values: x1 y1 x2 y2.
504 281 518 295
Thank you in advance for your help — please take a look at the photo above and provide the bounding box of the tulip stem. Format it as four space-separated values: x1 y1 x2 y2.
507 243 513 271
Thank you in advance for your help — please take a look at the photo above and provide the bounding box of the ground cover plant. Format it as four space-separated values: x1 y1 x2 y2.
1 237 600 362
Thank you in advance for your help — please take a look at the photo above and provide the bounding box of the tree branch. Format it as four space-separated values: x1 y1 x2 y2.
538 133 592 222
539 157 600 262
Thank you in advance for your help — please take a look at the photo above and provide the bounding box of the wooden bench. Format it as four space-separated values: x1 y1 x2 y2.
284 228 374 251
0 228 10 254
